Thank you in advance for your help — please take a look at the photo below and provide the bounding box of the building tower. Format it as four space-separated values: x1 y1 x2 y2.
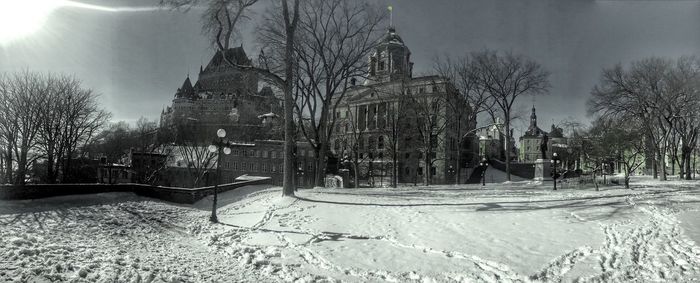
366 26 413 84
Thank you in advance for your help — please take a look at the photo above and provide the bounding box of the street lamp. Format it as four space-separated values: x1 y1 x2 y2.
208 128 232 223
447 165 455 184
551 152 561 190
296 166 304 190
602 163 608 185
480 158 489 186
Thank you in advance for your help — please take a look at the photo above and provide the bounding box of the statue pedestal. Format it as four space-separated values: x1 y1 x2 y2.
534 159 552 181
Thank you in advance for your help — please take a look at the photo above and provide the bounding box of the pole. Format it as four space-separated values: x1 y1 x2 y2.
481 166 485 186
553 161 557 191
210 145 221 223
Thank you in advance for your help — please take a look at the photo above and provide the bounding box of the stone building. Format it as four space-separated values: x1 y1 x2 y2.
218 140 316 187
159 47 282 142
519 106 567 162
330 26 476 185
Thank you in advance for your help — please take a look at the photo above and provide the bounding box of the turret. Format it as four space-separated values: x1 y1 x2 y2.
366 26 413 84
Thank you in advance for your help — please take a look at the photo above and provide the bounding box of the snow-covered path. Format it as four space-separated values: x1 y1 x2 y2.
2 178 700 282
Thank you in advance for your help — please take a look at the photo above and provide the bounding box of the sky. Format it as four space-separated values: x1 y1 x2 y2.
1 0 699 138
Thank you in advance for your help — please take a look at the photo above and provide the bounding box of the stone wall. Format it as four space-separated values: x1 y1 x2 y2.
0 178 271 204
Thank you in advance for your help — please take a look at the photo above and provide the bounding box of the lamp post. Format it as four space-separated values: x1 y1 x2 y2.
551 152 561 191
208 128 232 223
447 165 455 184
480 158 489 186
296 166 304 189
602 163 608 185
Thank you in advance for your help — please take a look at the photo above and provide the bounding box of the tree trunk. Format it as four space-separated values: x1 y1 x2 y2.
505 113 511 181
4 145 12 184
684 146 693 180
281 0 298 197
455 119 462 185
652 153 658 179
658 150 667 181
314 142 327 187
592 170 598 191
392 150 398 188
353 160 359 188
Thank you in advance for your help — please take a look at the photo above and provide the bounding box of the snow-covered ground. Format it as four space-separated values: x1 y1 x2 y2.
2 177 700 282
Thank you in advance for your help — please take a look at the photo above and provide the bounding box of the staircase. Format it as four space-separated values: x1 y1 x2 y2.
466 166 486 184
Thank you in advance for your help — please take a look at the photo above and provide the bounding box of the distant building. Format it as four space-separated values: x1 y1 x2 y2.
330 26 477 185
478 118 506 160
129 150 168 184
159 47 283 142
519 106 567 162
219 140 316 187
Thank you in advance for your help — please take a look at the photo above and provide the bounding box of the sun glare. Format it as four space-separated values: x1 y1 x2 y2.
0 0 66 44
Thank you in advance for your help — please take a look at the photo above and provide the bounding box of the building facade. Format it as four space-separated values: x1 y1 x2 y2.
330 27 476 185
519 106 567 162
159 47 282 142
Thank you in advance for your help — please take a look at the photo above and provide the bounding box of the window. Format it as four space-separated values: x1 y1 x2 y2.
431 166 436 176
419 87 425 93
378 61 385 71
404 152 410 159
378 136 384 149
405 167 410 175
271 151 276 159
418 167 423 175
432 85 439 92
263 151 268 158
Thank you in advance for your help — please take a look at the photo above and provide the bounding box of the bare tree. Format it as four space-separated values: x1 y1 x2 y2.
374 79 411 188
337 101 368 188
162 0 301 196
258 0 384 187
403 80 451 186
589 57 700 180
0 72 49 184
433 55 493 183
471 50 550 181
589 117 646 189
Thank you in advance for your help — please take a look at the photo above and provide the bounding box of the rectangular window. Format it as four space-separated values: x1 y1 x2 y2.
431 166 436 176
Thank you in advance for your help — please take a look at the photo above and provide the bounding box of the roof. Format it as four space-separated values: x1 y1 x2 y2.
205 47 252 70
175 76 195 98
379 26 405 45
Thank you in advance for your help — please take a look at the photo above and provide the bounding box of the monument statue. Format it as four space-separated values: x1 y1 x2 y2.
540 133 549 160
